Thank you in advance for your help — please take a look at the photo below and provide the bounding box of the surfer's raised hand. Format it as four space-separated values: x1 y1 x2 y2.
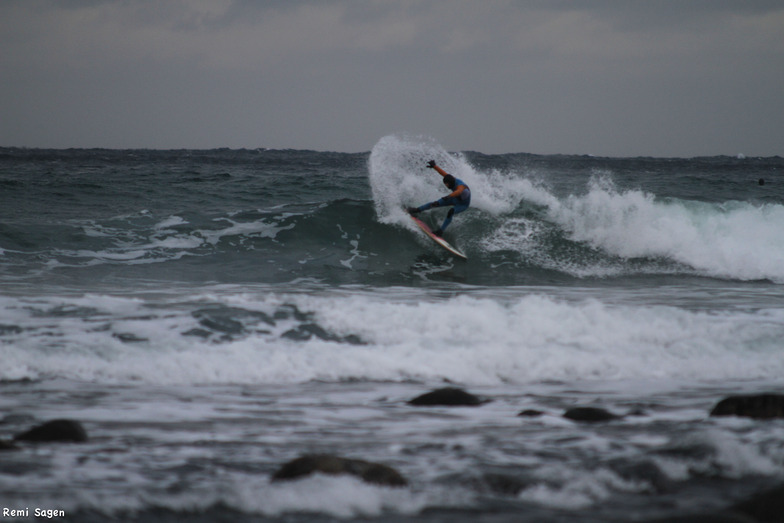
426 160 436 169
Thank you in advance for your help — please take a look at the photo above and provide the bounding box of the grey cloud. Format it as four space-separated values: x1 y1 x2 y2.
1 1 782 156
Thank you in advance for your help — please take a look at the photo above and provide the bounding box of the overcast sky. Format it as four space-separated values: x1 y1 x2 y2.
1 1 782 156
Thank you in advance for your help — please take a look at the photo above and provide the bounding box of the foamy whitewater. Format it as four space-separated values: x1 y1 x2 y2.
1 136 783 522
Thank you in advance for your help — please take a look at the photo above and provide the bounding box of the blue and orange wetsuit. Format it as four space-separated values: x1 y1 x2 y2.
410 161 471 236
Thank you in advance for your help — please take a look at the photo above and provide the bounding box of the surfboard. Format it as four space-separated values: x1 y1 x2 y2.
410 215 467 259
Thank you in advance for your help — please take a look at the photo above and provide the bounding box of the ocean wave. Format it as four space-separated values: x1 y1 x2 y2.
2 139 784 285
368 134 784 283
544 176 784 282
2 290 782 386
5 190 784 285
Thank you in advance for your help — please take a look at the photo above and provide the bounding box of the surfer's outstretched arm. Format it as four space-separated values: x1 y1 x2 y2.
433 165 449 178
426 160 449 178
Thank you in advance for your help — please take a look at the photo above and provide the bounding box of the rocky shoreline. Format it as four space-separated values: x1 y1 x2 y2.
3 388 784 522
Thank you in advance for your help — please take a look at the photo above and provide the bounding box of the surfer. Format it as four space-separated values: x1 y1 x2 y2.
408 161 471 236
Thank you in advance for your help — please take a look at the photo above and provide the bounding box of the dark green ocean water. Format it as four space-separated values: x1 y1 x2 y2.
1 135 783 521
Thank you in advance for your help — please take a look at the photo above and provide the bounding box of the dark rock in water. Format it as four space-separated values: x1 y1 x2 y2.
610 459 672 494
480 473 529 496
563 406 620 422
14 419 88 443
271 454 407 487
731 483 784 522
447 471 531 497
408 387 487 407
0 324 23 335
112 332 148 343
642 512 756 522
0 439 19 451
517 409 544 417
710 394 784 419
644 483 784 522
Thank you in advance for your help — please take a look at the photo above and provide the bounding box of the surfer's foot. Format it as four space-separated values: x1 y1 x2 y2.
432 228 443 237
407 207 420 215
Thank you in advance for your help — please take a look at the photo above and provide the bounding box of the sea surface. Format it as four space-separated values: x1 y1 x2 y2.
1 134 783 521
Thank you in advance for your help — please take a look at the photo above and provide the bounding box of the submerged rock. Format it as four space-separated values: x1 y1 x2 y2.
610 459 673 494
480 473 529 496
517 409 545 417
563 406 620 422
642 483 784 522
271 454 407 487
730 483 784 522
0 439 19 451
710 394 784 419
408 387 487 407
642 512 755 522
14 419 88 443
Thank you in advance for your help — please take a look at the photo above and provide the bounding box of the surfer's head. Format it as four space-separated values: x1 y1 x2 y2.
443 175 456 189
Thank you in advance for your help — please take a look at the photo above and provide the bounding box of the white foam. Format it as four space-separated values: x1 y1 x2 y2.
521 466 645 509
82 222 113 237
494 175 784 281
2 290 783 386
698 429 781 478
198 217 293 245
9 471 445 520
154 215 188 229
339 231 365 269
51 215 296 268
369 135 784 281
546 176 784 282
231 475 429 518
368 134 537 229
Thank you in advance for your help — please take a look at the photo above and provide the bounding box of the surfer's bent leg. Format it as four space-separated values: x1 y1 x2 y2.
439 199 469 232
440 208 456 231
418 196 454 213
416 201 439 213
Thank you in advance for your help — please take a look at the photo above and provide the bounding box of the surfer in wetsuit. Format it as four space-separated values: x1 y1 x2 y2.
408 161 471 236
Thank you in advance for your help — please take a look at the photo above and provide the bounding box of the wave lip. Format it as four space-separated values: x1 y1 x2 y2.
545 176 784 282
